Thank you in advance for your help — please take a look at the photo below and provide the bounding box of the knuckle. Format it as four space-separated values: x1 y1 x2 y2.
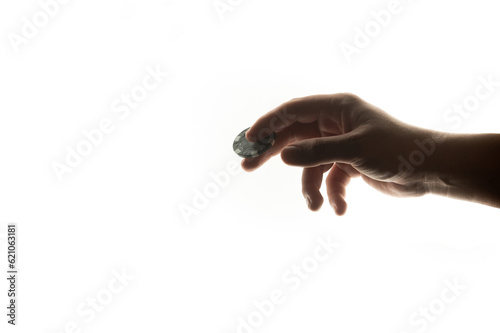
340 92 360 101
328 93 363 114
339 92 362 108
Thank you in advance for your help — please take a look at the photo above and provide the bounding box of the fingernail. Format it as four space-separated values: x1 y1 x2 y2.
305 196 311 208
330 201 337 211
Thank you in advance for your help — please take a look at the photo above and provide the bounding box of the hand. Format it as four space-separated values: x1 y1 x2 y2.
242 93 444 215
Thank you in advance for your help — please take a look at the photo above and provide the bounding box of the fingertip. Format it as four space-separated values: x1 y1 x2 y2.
309 196 324 211
335 206 347 216
280 146 298 165
331 198 347 216
305 195 323 211
241 159 255 172
241 155 266 172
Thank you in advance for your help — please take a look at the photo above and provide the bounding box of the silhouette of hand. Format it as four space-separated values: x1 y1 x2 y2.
242 93 441 215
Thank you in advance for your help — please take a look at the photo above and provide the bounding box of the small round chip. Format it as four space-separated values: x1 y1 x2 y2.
233 127 276 158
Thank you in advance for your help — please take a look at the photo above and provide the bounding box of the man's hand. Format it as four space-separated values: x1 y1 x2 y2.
242 93 500 214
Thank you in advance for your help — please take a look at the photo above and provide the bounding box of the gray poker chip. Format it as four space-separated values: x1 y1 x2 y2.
233 127 276 159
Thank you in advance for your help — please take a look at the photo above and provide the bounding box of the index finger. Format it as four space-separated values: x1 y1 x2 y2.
245 93 346 142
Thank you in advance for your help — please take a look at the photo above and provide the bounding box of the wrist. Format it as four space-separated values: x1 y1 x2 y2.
424 131 500 207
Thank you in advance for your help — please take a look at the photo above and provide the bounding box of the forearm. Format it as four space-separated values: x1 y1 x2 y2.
426 132 500 208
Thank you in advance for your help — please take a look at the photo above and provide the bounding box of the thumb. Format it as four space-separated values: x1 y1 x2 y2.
281 134 358 167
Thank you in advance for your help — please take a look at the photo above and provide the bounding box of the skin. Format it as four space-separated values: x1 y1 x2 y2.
242 93 500 215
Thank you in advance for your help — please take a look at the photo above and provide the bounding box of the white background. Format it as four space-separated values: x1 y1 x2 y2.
1 0 500 332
